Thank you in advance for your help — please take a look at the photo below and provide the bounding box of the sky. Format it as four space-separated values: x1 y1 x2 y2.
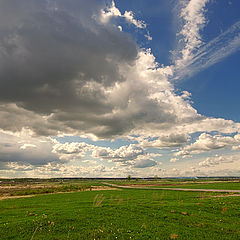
0 0 240 178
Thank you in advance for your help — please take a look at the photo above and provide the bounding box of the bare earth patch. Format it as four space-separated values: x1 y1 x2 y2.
0 186 118 200
0 184 47 189
210 194 240 198
0 195 35 200
90 186 119 191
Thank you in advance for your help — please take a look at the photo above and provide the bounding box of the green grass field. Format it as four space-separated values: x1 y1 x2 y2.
107 179 240 190
0 179 240 239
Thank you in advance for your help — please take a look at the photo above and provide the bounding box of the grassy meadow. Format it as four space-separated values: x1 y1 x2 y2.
0 178 239 239
107 178 240 190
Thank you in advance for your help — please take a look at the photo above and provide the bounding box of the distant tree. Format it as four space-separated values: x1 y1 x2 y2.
127 175 131 181
154 175 158 181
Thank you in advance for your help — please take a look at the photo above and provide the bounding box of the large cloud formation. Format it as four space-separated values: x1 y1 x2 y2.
0 0 138 137
0 0 201 139
1 0 239 139
0 0 240 177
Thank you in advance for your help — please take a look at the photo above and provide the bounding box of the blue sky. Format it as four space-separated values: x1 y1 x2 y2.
116 0 240 120
0 0 240 178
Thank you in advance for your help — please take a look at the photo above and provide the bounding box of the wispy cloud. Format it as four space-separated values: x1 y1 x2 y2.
172 1 240 81
181 21 240 78
173 0 209 68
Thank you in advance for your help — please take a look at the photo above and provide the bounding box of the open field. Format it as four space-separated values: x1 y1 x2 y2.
0 179 105 199
0 178 240 239
106 178 240 190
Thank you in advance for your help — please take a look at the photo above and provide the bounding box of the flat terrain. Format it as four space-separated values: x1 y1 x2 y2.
103 182 240 193
0 178 239 239
106 179 240 190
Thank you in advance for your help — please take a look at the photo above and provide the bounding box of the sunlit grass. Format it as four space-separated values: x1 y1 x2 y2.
0 183 239 239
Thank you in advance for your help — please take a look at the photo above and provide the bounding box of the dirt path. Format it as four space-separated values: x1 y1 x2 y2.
102 182 240 193
0 186 118 201
0 195 35 201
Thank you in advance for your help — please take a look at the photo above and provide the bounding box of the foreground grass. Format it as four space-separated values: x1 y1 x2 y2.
0 188 239 239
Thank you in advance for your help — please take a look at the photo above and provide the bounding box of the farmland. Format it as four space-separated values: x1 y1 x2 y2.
0 178 239 239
